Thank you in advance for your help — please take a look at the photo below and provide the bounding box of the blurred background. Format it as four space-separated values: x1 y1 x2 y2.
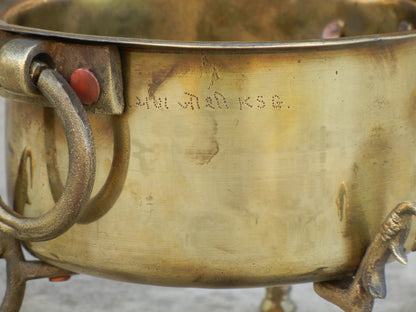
0 100 416 312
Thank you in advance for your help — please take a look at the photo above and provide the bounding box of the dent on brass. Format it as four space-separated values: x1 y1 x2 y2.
43 108 130 224
13 147 33 215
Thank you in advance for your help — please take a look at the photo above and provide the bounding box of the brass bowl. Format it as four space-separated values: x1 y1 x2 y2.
2 0 416 289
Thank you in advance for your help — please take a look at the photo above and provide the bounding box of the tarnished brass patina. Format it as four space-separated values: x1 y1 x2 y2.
1 0 416 311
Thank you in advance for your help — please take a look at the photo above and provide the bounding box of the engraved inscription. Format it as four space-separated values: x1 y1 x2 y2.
272 95 284 109
134 91 288 111
179 92 200 110
239 97 252 110
256 96 266 109
205 91 229 110
136 97 169 110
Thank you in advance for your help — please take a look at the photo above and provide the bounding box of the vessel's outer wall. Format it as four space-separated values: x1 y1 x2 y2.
6 39 416 288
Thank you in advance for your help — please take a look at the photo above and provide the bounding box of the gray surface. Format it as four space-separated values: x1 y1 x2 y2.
0 102 416 311
7 263 416 312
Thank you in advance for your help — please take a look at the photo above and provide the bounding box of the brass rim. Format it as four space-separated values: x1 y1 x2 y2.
1 21 416 50
2 0 416 50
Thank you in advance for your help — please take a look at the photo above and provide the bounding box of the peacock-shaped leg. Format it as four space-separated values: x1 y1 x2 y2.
314 201 416 312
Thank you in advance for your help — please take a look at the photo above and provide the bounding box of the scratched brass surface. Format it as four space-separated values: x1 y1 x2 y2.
4 0 416 288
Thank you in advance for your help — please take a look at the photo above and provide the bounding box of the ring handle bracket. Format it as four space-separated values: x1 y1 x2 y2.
0 39 96 241
0 38 50 96
0 36 124 115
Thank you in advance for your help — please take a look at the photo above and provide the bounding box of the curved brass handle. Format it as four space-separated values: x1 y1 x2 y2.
0 63 96 241
44 110 129 224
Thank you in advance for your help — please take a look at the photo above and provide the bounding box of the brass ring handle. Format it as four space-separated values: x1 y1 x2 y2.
43 110 129 224
0 63 96 241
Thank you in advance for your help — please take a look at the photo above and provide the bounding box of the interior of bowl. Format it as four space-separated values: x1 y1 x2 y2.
4 0 416 41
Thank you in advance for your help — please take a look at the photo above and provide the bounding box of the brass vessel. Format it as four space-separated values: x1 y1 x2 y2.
1 0 416 311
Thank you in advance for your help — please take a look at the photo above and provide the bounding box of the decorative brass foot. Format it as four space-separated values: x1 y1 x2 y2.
0 231 73 312
314 201 416 312
260 286 295 312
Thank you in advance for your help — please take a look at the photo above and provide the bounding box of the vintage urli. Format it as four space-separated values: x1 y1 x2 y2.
0 0 416 311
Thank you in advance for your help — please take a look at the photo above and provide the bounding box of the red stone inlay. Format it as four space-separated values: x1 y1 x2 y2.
70 68 100 105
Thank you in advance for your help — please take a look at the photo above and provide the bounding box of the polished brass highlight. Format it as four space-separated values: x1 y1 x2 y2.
260 286 295 312
0 39 47 96
314 202 416 312
336 182 349 222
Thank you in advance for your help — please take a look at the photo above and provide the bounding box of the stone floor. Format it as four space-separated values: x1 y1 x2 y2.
1 102 416 311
